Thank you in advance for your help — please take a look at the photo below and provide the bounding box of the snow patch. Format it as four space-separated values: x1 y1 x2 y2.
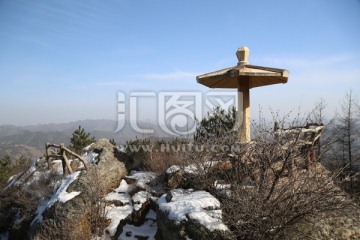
105 192 131 205
157 189 228 232
104 204 132 238
126 171 157 188
188 210 227 232
184 164 198 174
105 179 132 204
31 171 81 225
132 191 151 211
103 179 135 239
166 165 180 174
115 179 132 193
82 151 99 164
118 210 157 240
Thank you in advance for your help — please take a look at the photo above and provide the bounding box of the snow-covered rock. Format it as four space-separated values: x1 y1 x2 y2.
164 165 185 189
156 189 235 240
29 138 127 239
31 171 81 225
119 210 157 240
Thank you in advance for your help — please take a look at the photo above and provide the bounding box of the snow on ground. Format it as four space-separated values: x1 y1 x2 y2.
115 179 132 193
103 174 158 239
126 171 157 189
118 210 157 240
157 189 228 232
103 179 134 239
132 191 151 211
188 210 227 232
31 171 81 225
105 179 132 205
184 164 198 174
166 165 181 174
104 204 133 238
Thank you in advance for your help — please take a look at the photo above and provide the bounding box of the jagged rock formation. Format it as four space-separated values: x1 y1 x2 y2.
29 139 127 239
156 189 236 240
99 169 234 240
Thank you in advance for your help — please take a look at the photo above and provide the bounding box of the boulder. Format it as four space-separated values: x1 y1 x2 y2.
156 189 236 240
29 139 127 240
164 165 184 189
88 138 128 191
131 191 152 226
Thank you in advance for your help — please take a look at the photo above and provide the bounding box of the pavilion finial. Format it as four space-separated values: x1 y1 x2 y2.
236 46 250 65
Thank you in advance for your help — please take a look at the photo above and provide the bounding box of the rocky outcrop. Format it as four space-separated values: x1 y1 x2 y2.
6 138 360 240
156 189 236 240
86 139 128 191
29 139 127 240
164 165 185 189
290 205 360 239
101 173 234 240
103 171 160 240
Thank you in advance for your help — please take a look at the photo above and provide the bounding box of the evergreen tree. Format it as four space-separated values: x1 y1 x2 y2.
0 155 11 168
194 106 237 143
70 125 96 153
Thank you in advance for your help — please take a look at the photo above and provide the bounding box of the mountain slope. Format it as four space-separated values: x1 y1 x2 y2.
0 119 158 159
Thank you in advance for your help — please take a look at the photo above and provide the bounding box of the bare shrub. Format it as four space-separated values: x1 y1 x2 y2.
186 109 350 239
222 156 347 239
124 137 189 173
83 167 110 238
144 148 186 173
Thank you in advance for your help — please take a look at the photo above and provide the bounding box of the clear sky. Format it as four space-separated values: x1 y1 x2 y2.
0 0 359 126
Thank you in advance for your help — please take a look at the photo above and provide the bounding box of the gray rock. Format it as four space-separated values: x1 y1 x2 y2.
164 165 185 189
29 138 127 239
156 189 236 240
132 191 152 226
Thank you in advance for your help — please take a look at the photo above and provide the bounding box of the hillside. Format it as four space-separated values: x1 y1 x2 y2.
0 120 125 159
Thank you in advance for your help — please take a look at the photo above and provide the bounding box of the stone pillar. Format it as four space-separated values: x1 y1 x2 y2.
238 77 250 143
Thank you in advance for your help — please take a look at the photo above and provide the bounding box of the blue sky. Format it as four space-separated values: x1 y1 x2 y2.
0 0 359 126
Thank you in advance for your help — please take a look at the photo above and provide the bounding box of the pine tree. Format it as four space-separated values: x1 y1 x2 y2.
70 125 96 153
194 106 237 143
0 155 11 168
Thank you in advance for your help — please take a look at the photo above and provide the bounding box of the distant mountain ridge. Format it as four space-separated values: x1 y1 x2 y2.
0 119 137 159
0 119 189 159
19 119 117 134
